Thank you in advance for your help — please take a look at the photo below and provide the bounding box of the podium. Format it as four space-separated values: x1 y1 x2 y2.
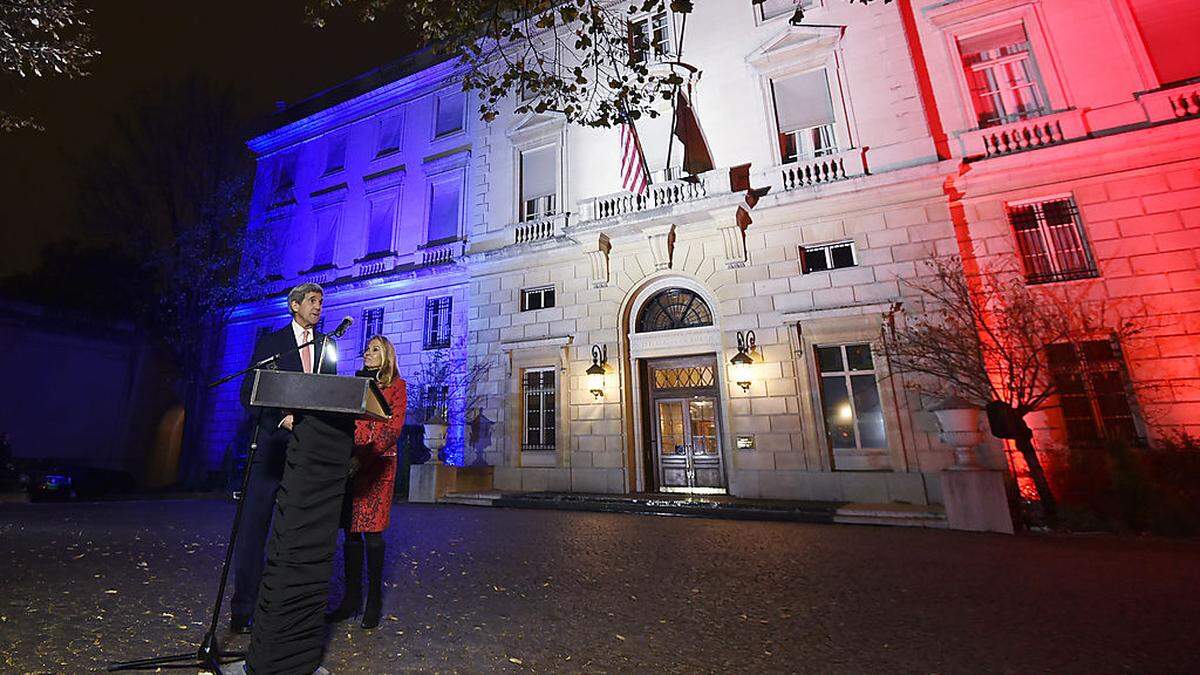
250 370 392 420
109 369 392 674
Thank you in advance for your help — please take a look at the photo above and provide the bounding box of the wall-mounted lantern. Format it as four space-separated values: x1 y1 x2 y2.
730 330 756 393
586 344 608 400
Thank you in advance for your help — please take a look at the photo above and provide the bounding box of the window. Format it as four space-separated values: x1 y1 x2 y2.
1047 340 1139 447
376 114 403 156
360 307 385 353
423 296 452 350
628 9 672 64
519 146 557 222
815 344 887 452
324 135 347 174
636 288 714 333
271 153 297 202
311 205 342 268
366 194 397 255
523 368 556 451
434 92 465 138
1006 197 1097 284
801 241 856 274
1128 0 1200 85
426 175 462 243
756 0 814 22
771 69 838 163
957 24 1049 129
521 286 556 312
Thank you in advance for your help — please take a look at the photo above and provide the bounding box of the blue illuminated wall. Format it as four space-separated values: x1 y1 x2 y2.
202 57 476 471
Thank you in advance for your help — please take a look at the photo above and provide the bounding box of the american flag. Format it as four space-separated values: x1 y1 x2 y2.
620 122 649 195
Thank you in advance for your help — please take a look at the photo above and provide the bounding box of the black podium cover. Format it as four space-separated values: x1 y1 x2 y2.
244 369 390 674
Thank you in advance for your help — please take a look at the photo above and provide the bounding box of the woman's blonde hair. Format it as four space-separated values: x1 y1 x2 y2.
367 335 399 387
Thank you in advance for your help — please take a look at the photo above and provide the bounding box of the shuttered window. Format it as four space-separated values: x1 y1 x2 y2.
427 177 462 243
434 92 465 137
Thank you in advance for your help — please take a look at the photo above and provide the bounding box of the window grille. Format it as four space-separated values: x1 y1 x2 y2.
360 307 385 354
523 368 556 451
424 384 450 422
1007 198 1097 284
423 297 452 350
1047 340 1140 447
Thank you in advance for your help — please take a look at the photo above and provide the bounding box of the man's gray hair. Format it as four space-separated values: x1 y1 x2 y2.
287 283 324 315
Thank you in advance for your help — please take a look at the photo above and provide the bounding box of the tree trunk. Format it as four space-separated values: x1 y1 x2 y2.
177 375 209 488
1014 431 1058 522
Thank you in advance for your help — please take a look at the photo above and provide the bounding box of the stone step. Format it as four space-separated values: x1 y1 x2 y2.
439 490 503 507
833 502 948 529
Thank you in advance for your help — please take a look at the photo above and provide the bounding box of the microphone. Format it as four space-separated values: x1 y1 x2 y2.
330 316 353 339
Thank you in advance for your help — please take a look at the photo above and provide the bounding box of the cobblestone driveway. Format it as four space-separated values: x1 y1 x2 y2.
1 500 1197 674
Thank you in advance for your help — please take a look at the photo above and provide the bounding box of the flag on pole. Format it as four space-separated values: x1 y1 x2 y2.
673 89 715 176
620 121 650 195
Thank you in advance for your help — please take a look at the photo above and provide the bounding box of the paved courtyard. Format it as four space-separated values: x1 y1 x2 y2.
0 500 1197 674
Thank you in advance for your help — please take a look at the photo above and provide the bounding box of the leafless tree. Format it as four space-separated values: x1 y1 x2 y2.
883 256 1141 519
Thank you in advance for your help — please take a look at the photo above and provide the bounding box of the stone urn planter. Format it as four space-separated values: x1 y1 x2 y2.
423 420 449 465
929 394 1014 534
930 395 984 470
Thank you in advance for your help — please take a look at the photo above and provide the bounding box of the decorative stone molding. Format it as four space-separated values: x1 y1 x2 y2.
713 206 747 269
627 325 722 360
582 233 612 288
499 335 573 352
645 224 676 271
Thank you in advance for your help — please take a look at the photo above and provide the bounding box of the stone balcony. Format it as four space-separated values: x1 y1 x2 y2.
580 172 716 222
957 109 1089 160
1137 79 1200 123
512 212 571 245
761 148 869 193
419 239 465 267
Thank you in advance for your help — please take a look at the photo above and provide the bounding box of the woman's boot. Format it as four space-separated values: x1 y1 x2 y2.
361 534 385 629
325 535 363 622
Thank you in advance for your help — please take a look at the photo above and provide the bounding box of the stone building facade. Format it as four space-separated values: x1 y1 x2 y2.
204 0 1200 505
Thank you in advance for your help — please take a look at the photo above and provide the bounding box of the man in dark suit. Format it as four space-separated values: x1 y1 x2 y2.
231 282 335 634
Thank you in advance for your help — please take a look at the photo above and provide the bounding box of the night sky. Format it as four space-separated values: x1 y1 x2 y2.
0 0 417 278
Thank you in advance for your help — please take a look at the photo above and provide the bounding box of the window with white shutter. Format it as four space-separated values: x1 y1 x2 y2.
519 146 557 222
771 69 838 163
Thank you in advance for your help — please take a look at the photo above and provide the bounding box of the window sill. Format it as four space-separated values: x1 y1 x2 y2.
1024 269 1100 286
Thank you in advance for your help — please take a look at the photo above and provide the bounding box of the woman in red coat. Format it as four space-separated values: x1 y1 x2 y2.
327 334 406 629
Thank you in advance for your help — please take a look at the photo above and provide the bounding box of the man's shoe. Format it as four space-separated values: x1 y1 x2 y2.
230 616 252 634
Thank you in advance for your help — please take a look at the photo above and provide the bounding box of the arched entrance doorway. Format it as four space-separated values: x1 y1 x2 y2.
625 284 729 494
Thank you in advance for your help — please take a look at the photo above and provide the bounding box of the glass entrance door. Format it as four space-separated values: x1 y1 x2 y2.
654 397 724 490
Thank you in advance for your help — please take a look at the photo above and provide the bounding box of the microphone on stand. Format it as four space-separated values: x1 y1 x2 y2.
316 317 353 373
329 316 353 339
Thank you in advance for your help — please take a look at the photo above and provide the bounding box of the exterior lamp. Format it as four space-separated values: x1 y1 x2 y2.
730 330 756 393
586 344 608 400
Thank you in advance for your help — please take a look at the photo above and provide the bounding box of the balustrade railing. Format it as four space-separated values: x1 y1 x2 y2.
585 174 709 220
958 109 1088 159
1138 80 1200 122
770 147 867 192
513 212 569 244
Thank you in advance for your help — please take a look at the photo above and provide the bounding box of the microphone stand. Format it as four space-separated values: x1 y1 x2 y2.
107 340 320 673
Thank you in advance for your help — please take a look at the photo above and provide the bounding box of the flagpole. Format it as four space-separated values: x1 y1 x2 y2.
664 11 690 178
